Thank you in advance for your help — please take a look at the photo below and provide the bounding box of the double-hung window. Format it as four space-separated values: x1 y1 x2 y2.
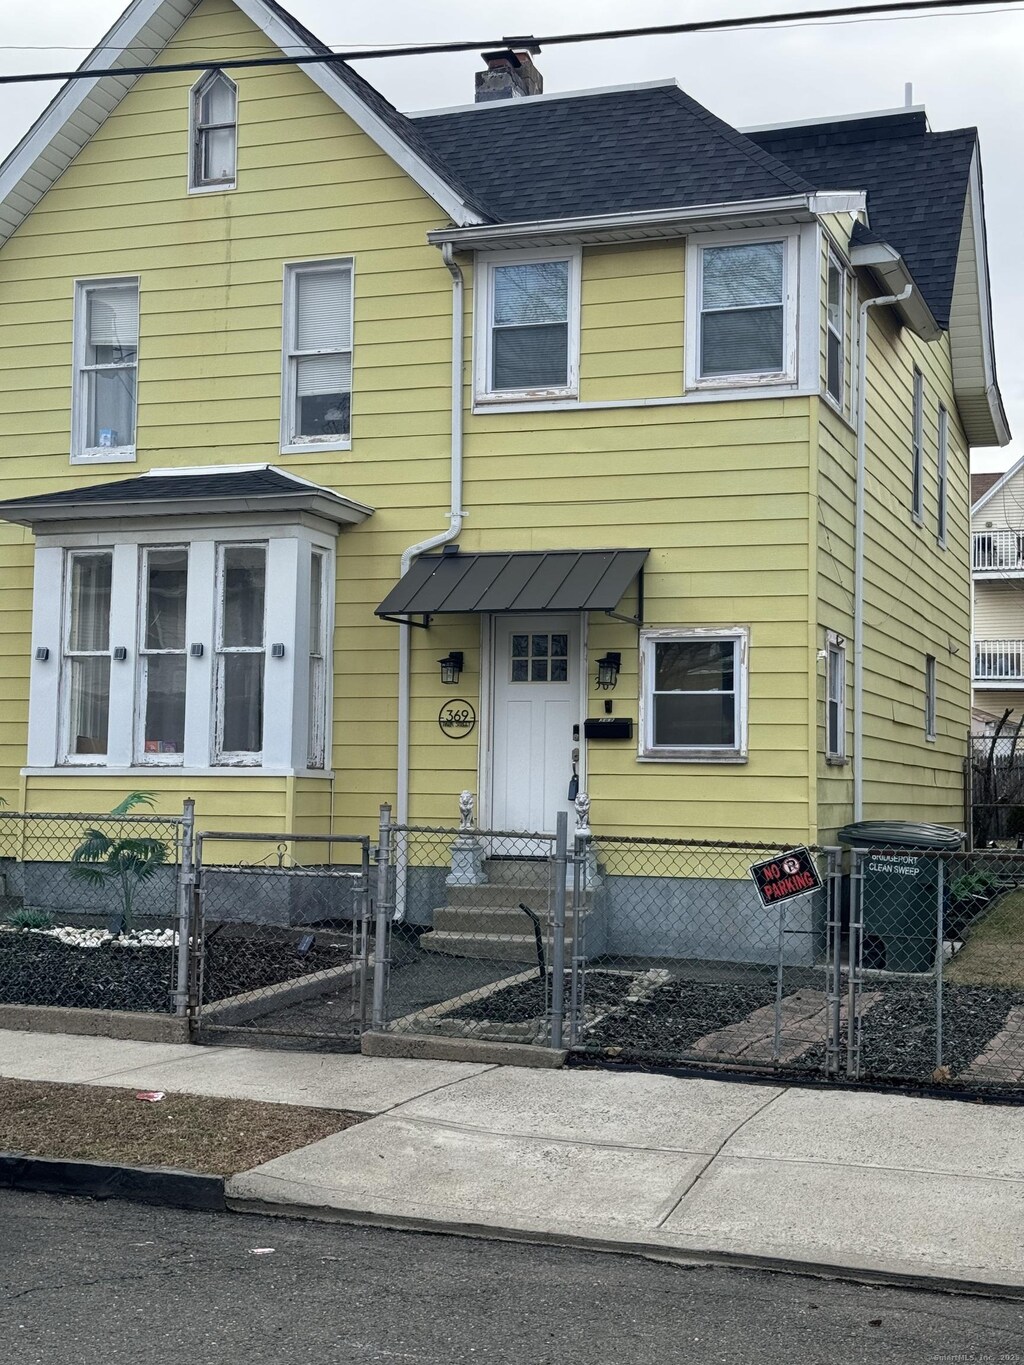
640 628 748 760
215 544 266 763
911 368 924 523
138 547 188 763
477 250 580 401
190 70 237 190
282 260 353 451
826 252 845 406
937 404 949 548
72 280 139 463
925 654 937 741
307 551 328 770
63 551 113 761
692 237 795 385
825 632 846 763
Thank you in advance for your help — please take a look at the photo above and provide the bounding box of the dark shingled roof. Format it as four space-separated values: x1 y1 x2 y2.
414 84 815 222
746 111 976 329
0 468 329 510
972 471 1003 506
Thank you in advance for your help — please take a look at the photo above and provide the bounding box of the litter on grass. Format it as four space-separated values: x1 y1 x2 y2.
134 1091 165 1102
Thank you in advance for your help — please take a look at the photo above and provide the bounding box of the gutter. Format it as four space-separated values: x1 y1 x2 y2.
394 243 465 883
850 240 941 342
853 282 913 821
427 192 865 250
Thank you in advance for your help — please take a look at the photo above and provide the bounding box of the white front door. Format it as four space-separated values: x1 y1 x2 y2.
490 615 580 836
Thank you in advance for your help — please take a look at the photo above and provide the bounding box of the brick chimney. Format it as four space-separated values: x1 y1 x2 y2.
475 46 543 103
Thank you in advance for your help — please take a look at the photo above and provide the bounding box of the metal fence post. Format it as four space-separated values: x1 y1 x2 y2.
847 847 865 1079
549 809 568 1050
174 798 195 1019
371 803 394 1033
826 848 843 1076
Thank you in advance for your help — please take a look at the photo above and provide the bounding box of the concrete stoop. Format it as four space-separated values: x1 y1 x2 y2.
421 858 598 964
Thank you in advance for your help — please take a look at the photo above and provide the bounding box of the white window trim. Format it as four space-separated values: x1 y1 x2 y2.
638 625 749 763
71 277 139 466
925 654 937 742
825 629 846 764
911 367 925 525
685 227 800 393
59 548 114 765
473 246 582 404
306 548 330 770
280 257 354 455
26 521 335 778
824 249 846 414
213 541 268 768
937 403 949 549
188 69 237 195
135 544 188 767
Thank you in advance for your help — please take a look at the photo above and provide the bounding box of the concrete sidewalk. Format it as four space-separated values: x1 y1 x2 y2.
3 1028 1024 1294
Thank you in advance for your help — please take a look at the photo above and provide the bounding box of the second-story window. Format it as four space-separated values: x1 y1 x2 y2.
477 249 581 401
911 367 924 523
282 260 353 451
826 252 845 406
190 71 237 190
72 279 139 463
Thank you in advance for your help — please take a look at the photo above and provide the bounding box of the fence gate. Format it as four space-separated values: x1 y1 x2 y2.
191 831 372 1049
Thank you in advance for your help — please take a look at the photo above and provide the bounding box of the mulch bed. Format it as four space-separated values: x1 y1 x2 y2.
0 931 352 1014
0 1079 363 1176
582 978 780 1060
444 968 641 1024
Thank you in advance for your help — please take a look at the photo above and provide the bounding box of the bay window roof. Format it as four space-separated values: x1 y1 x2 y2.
0 465 373 529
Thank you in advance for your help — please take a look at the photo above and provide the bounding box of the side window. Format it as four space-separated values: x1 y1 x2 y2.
911 368 924 523
640 629 748 760
937 404 948 548
825 631 846 763
62 551 113 762
282 260 353 451
215 544 267 764
925 654 937 741
477 251 580 401
190 70 237 191
307 550 328 770
72 279 139 463
826 252 845 407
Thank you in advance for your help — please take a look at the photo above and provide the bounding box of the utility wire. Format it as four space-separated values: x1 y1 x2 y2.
0 0 1019 86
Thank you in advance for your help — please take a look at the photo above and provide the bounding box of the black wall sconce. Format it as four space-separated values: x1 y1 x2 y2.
595 652 621 690
438 651 463 685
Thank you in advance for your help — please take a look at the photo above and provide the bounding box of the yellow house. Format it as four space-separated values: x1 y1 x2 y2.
0 0 1009 866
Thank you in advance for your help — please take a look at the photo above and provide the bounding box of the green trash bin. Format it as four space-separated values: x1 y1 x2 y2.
837 821 964 973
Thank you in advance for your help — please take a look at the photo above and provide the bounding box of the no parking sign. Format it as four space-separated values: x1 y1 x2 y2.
749 848 822 908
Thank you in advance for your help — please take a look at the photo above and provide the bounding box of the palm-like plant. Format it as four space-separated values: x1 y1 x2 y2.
70 792 168 935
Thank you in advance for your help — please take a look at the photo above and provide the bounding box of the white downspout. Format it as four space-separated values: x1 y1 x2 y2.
396 242 465 833
853 282 913 820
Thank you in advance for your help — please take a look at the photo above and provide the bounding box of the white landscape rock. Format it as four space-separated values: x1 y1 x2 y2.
0 924 177 949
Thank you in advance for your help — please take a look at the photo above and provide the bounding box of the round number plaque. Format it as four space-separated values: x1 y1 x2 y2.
438 699 477 739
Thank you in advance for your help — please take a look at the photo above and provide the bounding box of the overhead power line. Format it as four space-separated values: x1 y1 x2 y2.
0 0 1019 86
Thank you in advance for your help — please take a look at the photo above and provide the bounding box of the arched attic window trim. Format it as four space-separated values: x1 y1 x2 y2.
189 70 237 192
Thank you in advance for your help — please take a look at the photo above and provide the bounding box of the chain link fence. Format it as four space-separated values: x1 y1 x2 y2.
567 835 842 1076
843 846 1024 1092
191 832 371 1049
371 816 565 1045
0 809 187 1016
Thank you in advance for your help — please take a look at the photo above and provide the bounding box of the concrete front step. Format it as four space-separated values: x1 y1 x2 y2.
433 904 596 938
445 882 592 911
421 929 573 963
479 859 552 890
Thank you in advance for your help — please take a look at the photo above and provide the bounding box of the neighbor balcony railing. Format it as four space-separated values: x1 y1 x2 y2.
974 639 1024 681
974 531 1024 572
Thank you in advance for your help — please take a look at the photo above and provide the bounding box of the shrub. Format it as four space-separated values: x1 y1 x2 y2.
6 908 53 931
69 792 169 935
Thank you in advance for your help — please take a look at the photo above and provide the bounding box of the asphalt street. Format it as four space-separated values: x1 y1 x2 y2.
2 1190 1024 1364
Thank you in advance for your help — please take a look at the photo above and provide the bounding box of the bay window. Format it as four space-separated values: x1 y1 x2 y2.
63 552 113 760
139 547 188 763
215 544 267 763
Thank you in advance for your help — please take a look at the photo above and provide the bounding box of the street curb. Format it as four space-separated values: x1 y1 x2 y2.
361 1031 567 1068
0 1152 225 1211
222 1192 1024 1302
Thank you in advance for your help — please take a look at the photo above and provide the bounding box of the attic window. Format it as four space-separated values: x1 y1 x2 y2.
190 71 237 191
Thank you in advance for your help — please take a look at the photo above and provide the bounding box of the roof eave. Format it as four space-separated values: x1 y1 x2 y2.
428 194 859 249
849 240 943 342
0 490 374 530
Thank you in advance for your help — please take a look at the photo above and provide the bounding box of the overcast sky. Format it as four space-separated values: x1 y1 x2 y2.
0 0 1020 471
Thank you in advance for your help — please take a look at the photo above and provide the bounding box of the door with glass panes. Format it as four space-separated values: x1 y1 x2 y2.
490 615 579 838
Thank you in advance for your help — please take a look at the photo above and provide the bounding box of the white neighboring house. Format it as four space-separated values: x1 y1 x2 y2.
972 462 1024 735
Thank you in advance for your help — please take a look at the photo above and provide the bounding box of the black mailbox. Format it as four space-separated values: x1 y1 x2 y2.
583 717 634 740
